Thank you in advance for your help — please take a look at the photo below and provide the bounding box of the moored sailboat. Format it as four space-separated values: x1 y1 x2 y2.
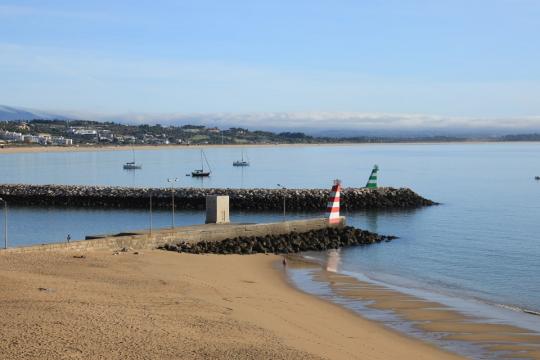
192 149 211 177
123 148 142 170
233 149 250 166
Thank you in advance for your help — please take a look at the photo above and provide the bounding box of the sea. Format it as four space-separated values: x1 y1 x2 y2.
1 143 539 356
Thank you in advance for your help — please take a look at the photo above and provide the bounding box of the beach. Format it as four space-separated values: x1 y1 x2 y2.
0 140 501 155
0 144 340 154
0 250 462 360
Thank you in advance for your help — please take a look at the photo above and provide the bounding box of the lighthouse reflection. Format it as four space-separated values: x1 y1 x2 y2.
325 249 341 273
365 210 379 234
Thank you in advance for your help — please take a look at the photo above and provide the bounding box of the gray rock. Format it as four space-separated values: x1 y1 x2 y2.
0 184 437 211
161 226 395 255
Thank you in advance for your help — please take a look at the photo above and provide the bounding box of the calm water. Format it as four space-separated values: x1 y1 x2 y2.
1 143 540 316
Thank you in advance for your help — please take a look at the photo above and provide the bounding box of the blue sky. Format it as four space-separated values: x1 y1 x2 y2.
1 0 540 122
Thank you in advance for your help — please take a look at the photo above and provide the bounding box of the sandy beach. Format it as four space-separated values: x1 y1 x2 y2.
0 140 509 155
0 143 351 155
0 250 463 360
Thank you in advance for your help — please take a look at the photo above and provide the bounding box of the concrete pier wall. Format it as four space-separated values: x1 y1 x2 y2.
0 217 345 254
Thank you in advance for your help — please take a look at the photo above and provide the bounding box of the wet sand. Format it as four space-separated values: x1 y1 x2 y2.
300 264 540 359
0 250 463 360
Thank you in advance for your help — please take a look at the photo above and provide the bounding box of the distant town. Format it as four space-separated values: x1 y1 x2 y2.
1 119 540 148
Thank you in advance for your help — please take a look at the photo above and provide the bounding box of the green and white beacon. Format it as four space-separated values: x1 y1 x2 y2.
365 165 379 189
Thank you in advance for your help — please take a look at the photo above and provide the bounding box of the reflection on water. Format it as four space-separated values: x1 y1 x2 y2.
364 211 379 234
325 249 341 272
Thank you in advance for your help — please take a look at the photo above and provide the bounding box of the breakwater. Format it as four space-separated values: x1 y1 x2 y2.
0 184 435 211
160 225 395 255
1 218 345 253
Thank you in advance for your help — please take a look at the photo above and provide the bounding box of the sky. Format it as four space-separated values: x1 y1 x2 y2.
1 0 540 130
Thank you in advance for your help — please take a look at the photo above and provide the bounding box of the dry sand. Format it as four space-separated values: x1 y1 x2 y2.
0 144 190 154
0 250 463 360
0 140 506 155
0 143 334 155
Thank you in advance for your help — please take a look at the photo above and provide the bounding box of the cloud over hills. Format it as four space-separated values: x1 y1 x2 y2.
100 111 540 137
2 105 540 137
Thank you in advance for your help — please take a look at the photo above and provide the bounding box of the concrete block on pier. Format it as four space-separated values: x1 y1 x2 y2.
205 195 230 224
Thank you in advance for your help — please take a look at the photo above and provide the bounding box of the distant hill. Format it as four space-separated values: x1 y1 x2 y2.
0 105 70 121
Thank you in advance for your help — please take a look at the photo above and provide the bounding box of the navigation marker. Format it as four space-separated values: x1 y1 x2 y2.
327 179 342 224
365 165 379 189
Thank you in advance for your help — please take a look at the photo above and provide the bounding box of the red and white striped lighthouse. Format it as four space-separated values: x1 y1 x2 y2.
326 179 342 224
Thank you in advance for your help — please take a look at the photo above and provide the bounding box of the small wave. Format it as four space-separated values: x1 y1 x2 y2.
299 252 540 321
494 303 540 316
339 267 540 325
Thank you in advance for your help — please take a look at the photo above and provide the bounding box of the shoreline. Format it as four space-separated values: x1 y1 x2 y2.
1 140 538 154
0 250 463 359
287 253 540 359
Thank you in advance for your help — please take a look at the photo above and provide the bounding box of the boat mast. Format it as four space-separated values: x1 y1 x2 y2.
200 150 204 171
203 150 211 173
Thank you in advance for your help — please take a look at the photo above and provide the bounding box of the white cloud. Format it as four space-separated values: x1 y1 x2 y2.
89 111 540 135
4 100 540 135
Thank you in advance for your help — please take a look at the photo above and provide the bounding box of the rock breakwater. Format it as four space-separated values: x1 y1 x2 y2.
0 184 436 211
159 226 396 255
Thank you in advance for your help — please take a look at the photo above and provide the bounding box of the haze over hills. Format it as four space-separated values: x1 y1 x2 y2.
0 105 70 122
2 104 540 138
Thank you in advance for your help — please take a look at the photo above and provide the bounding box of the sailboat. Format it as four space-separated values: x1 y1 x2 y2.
192 149 211 177
123 148 142 170
233 149 250 167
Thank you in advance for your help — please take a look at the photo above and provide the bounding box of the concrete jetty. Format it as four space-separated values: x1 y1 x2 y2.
0 217 347 254
0 184 436 211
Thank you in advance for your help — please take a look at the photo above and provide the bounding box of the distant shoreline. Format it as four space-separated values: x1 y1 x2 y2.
1 140 538 154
